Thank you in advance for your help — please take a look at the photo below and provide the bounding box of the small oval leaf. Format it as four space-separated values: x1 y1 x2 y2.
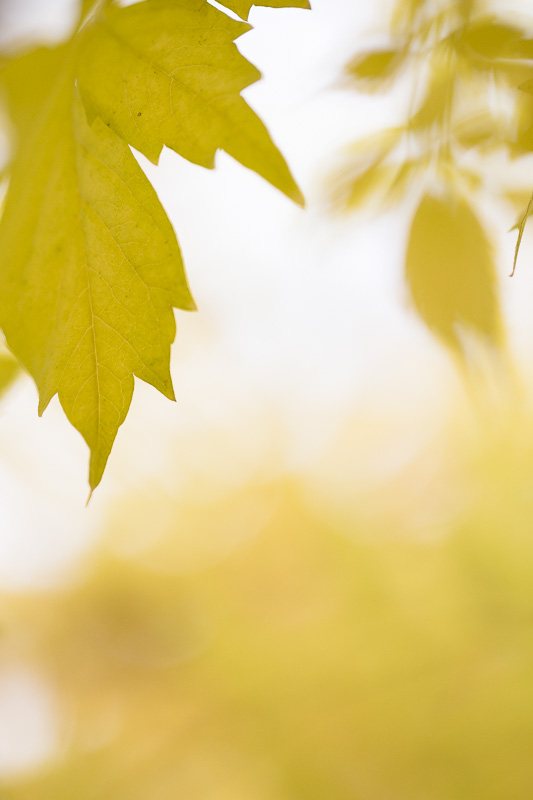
346 49 405 90
405 192 502 352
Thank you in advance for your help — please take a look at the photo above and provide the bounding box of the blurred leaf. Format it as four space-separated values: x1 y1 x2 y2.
509 37 533 59
340 127 403 162
459 167 483 193
458 18 525 61
410 48 454 131
392 0 427 31
504 187 533 214
332 161 397 212
332 145 421 213
405 192 501 351
439 163 484 194
329 127 403 211
519 77 533 96
386 159 422 203
456 18 533 89
345 49 405 90
454 111 510 152
513 93 533 154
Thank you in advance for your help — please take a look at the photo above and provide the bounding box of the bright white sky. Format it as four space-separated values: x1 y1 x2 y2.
0 0 531 587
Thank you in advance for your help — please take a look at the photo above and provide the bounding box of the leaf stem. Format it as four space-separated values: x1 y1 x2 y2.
511 192 533 277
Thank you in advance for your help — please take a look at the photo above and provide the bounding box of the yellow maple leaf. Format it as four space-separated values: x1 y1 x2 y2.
77 0 304 203
0 45 195 490
0 0 304 490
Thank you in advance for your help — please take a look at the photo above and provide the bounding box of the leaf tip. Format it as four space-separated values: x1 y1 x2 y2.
180 291 198 312
283 178 305 207
37 396 51 417
163 378 176 402
293 186 306 208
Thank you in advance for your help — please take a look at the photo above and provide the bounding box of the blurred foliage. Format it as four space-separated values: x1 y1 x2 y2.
406 192 501 347
332 0 533 355
2 402 533 798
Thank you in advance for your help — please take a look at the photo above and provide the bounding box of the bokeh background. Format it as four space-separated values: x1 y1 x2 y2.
2 0 533 797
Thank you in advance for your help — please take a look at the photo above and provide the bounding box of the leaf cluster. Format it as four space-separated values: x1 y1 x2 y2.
0 0 308 489
333 0 533 354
